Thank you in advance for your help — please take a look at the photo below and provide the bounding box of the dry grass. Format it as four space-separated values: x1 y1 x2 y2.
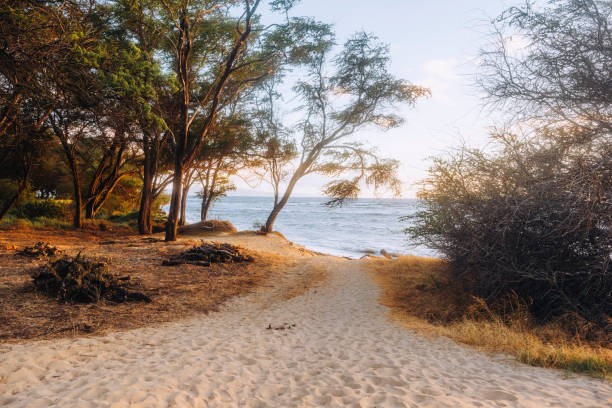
180 220 237 235
0 229 284 343
367 255 612 379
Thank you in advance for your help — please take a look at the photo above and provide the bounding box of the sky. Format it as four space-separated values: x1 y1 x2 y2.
230 0 517 198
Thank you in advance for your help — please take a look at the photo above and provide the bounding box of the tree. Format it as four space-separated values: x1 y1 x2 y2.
156 0 265 241
0 0 62 140
408 0 611 332
193 114 256 222
147 0 338 240
258 32 429 232
110 0 173 234
406 128 611 330
0 0 85 218
478 0 611 139
0 126 51 220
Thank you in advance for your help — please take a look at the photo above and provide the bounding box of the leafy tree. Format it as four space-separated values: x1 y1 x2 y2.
110 0 173 234
153 0 263 241
257 32 429 232
0 0 85 218
0 127 52 220
151 0 330 240
250 78 297 206
0 0 66 139
180 114 255 224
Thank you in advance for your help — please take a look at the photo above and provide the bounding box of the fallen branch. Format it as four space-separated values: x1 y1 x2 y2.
163 241 254 266
31 254 151 304
18 242 62 258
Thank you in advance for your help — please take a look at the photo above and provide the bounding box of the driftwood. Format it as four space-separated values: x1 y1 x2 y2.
163 242 254 267
32 255 151 304
266 323 296 331
18 242 62 258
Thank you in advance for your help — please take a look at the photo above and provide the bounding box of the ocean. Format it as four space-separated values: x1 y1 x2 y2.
181 196 436 259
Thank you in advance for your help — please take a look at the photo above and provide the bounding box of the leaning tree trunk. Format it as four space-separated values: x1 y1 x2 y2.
199 166 217 222
85 202 95 219
0 177 28 221
263 169 303 233
85 176 123 220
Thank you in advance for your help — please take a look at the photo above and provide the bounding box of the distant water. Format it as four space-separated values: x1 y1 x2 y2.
179 196 435 259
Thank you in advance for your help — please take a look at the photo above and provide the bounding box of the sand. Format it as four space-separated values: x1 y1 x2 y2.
0 237 610 407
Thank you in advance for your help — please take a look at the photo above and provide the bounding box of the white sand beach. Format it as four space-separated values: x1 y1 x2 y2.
0 236 610 407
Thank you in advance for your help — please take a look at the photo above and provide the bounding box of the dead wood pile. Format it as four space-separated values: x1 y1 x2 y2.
32 255 151 304
18 242 62 258
162 242 254 267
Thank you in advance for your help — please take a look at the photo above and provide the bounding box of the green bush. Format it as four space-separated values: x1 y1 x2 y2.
0 214 17 227
16 199 69 220
31 217 70 229
14 218 33 229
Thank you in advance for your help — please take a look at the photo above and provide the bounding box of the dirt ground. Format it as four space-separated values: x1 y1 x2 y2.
0 228 291 343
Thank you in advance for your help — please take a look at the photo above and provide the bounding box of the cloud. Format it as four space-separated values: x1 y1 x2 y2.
418 57 480 106
420 58 461 81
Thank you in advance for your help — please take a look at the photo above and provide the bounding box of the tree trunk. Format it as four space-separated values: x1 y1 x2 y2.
263 169 303 232
53 118 83 229
201 195 213 222
179 181 190 227
69 161 83 228
85 201 96 219
62 146 82 229
139 188 153 235
165 12 190 242
139 157 154 234
165 161 183 241
84 135 126 220
0 180 28 221
87 175 123 219
139 135 162 235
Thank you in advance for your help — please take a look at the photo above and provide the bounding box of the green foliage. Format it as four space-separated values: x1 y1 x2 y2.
30 217 71 229
15 199 70 220
99 176 143 217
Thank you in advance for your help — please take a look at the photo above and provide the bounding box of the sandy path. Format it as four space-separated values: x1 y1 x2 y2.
0 255 610 407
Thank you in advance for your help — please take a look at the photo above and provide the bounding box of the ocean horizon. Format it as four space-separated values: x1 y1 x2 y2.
180 195 436 258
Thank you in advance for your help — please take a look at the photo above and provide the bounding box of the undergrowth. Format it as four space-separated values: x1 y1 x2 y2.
368 256 611 379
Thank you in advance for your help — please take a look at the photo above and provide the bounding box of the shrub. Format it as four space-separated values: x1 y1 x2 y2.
16 199 69 220
369 256 612 378
407 130 611 336
0 214 17 227
31 217 70 229
13 218 33 230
